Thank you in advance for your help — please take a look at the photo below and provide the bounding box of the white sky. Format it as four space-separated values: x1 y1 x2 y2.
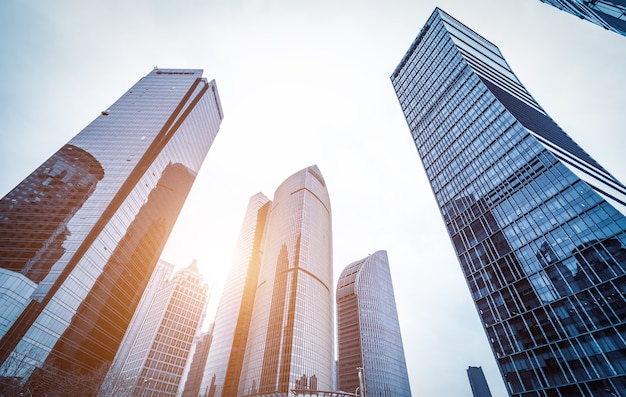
1 1 625 396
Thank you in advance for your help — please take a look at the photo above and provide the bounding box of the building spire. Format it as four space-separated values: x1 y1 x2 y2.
188 258 199 273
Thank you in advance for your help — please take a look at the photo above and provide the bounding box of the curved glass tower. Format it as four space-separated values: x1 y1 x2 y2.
238 165 334 397
0 68 223 396
392 8 626 397
336 250 411 397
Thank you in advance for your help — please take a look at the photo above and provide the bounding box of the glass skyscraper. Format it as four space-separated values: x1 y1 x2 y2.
467 366 494 397
0 68 223 395
236 165 334 397
336 250 411 397
199 193 271 397
536 0 626 36
182 329 213 397
392 8 626 397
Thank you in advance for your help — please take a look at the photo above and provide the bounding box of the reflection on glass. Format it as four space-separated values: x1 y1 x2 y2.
43 163 195 376
0 144 104 283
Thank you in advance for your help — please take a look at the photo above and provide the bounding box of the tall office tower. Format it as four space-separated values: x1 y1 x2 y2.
536 0 626 36
391 8 626 397
336 250 411 397
237 165 334 397
199 193 271 397
99 259 176 395
0 68 223 395
467 366 494 397
182 329 213 397
102 260 208 397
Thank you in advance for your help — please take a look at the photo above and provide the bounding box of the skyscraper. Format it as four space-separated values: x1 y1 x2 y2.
237 165 334 397
392 8 626 397
336 250 411 397
0 68 223 395
99 259 176 395
536 0 626 36
102 260 208 397
182 329 213 397
467 366 493 397
199 193 270 397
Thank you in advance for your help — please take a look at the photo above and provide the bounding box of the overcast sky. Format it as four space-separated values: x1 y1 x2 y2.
1 1 625 396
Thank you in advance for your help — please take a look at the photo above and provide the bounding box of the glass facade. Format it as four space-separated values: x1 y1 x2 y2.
238 165 334 397
336 250 411 397
103 260 208 397
391 8 626 397
537 0 626 37
200 193 271 397
0 68 223 395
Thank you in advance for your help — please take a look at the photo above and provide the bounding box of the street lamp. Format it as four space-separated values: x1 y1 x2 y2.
356 367 366 397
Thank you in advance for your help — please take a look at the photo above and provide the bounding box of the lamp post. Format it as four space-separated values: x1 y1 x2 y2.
356 367 366 397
